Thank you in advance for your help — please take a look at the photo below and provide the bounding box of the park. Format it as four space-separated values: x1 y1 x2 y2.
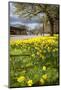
9 2 59 87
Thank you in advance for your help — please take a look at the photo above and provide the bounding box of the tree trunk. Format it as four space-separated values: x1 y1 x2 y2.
46 12 54 36
50 21 54 36
43 22 44 36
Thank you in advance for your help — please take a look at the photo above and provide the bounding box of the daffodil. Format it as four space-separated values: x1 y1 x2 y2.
32 54 35 57
17 76 25 83
40 78 45 85
37 52 40 55
42 74 48 80
27 80 33 86
42 66 46 71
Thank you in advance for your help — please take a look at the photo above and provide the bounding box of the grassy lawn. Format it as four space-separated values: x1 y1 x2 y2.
9 35 59 87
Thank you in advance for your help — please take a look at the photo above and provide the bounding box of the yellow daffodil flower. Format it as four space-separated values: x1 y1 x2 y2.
42 74 48 80
40 78 45 85
17 76 25 83
42 66 46 71
27 80 33 86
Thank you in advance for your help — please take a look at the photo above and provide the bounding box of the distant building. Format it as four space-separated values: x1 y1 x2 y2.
10 26 27 35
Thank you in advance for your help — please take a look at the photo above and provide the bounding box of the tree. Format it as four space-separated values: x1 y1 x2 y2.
12 3 59 36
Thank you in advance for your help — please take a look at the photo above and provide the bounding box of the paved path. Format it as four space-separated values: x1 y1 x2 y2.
10 34 49 40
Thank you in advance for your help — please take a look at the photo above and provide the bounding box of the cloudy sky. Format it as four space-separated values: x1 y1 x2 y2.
9 2 44 29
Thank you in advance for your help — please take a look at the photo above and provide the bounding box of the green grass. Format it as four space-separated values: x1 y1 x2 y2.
9 35 59 87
